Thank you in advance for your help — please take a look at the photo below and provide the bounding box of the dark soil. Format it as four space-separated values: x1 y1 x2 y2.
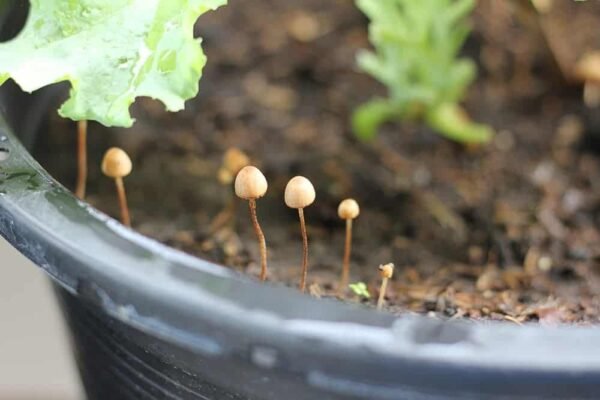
35 0 600 324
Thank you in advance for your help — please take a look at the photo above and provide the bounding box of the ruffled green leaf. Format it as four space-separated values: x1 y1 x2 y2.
0 0 226 127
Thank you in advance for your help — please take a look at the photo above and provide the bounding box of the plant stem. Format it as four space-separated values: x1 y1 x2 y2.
75 120 87 199
298 207 309 292
248 198 267 281
115 176 131 227
339 218 353 295
377 278 388 310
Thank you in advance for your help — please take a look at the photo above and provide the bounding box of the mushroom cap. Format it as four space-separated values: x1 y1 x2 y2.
284 176 315 209
379 263 394 279
235 166 268 199
575 51 600 84
338 198 360 220
223 147 250 175
101 147 132 178
217 167 234 185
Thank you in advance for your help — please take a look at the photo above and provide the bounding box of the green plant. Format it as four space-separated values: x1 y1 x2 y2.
0 0 226 127
349 282 371 299
353 0 492 143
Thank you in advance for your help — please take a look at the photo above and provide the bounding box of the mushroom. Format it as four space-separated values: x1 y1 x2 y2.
284 176 316 292
101 147 132 227
235 166 269 281
218 147 251 185
574 52 600 107
211 147 251 233
337 198 360 295
75 120 88 199
377 263 394 310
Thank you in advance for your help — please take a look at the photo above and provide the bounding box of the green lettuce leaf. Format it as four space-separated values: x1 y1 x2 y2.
0 0 226 127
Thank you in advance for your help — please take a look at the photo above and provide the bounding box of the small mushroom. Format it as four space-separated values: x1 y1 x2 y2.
235 166 269 281
212 148 251 233
75 120 88 199
101 147 132 227
337 198 360 295
218 147 251 185
377 263 394 310
574 52 600 107
284 176 316 292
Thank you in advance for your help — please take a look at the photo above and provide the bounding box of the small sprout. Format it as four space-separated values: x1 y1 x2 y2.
349 282 371 299
235 166 269 281
284 176 316 292
377 263 394 310
338 198 360 295
75 120 88 199
353 0 492 143
101 147 132 227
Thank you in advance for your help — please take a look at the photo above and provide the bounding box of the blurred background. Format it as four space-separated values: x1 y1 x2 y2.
0 237 82 400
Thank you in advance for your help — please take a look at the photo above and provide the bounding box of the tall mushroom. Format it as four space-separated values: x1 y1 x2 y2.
338 198 360 294
284 176 316 292
101 147 132 227
235 166 269 281
75 120 88 199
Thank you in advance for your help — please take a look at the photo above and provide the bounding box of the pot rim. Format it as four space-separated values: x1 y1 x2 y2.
2 113 600 377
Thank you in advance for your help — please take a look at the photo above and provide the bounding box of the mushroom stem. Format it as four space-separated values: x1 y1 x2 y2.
298 207 309 292
339 218 353 294
209 196 238 233
75 120 87 199
248 198 268 281
377 277 389 310
114 176 131 227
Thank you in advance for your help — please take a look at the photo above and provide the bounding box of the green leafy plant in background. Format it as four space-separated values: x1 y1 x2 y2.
349 282 371 299
0 0 226 127
353 0 492 144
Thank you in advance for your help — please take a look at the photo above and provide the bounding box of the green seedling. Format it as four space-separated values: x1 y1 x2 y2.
353 0 492 143
235 166 269 281
349 282 371 299
285 176 316 292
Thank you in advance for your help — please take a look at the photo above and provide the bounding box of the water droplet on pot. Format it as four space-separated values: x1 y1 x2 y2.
0 136 7 142
250 345 278 369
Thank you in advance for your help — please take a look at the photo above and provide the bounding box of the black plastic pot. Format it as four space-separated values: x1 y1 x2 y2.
2 7 600 400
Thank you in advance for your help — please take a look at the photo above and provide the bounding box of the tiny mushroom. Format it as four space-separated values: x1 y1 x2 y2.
337 198 360 294
235 166 269 281
377 263 394 310
284 176 316 292
101 147 133 227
